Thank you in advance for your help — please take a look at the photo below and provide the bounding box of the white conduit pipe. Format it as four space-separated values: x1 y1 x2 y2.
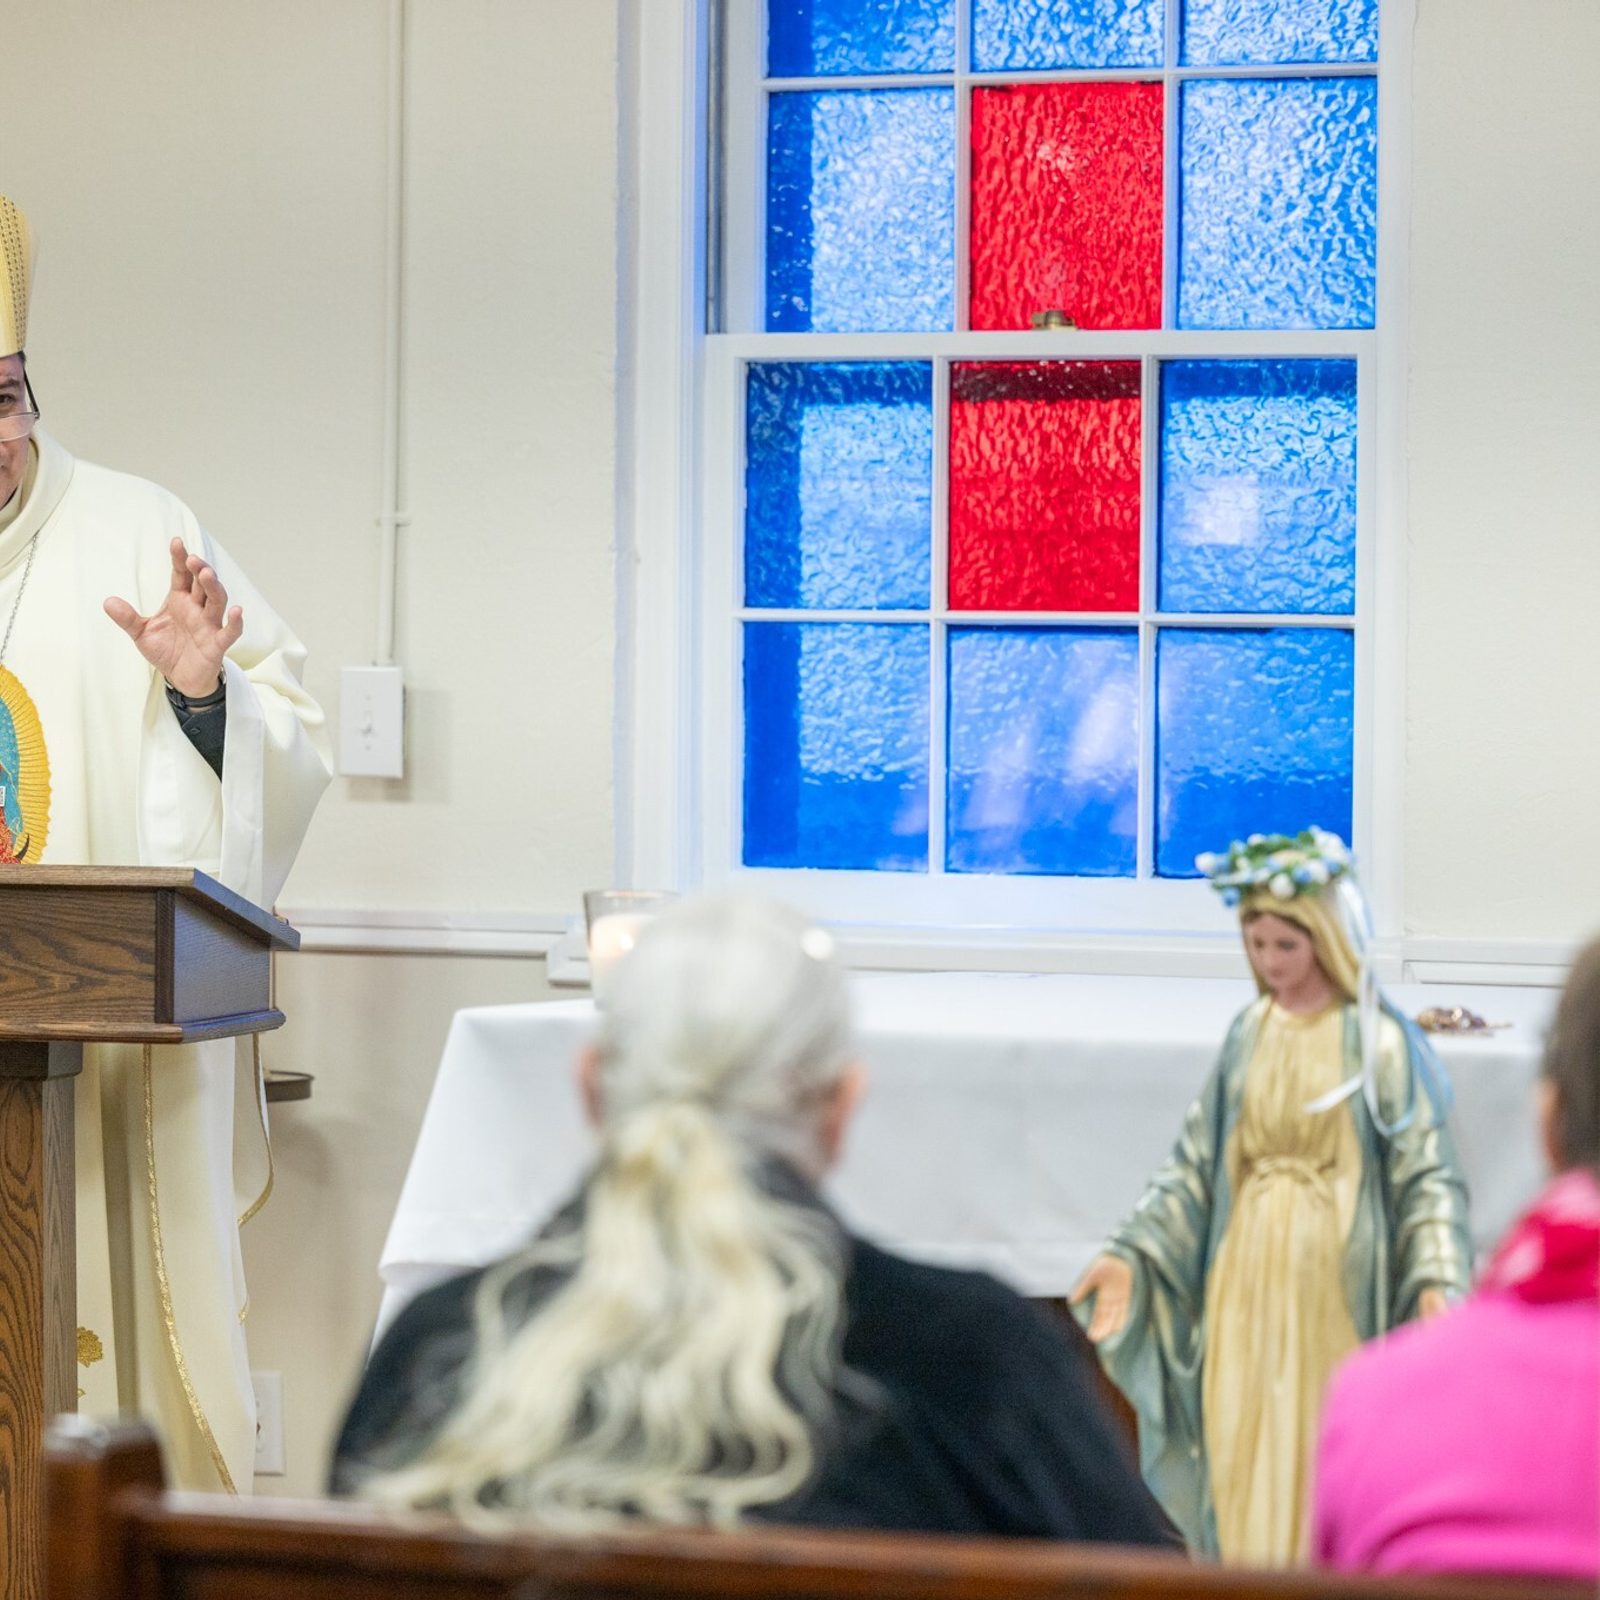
376 0 408 667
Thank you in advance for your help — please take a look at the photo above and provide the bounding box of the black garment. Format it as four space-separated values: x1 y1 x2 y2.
331 1220 1175 1544
164 677 226 779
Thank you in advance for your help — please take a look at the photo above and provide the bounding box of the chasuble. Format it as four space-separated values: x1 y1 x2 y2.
0 428 330 1491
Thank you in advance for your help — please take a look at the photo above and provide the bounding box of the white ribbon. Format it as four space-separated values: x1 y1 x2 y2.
1301 875 1452 1136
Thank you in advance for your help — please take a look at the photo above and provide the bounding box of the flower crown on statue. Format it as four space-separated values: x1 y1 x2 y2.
1195 828 1353 908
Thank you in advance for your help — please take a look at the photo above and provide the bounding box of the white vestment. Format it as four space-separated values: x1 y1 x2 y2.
0 429 330 1491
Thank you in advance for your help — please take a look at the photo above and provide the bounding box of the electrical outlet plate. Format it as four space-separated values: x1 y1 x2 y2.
253 1369 285 1476
338 665 405 778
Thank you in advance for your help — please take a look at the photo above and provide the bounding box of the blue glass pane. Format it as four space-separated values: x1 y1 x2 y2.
1159 359 1357 615
1157 627 1353 876
769 0 956 75
746 363 932 610
767 89 955 333
1179 78 1376 330
972 0 1163 69
744 623 929 870
947 627 1138 876
1182 0 1377 66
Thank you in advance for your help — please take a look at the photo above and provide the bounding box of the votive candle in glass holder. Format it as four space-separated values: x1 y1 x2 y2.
583 889 676 997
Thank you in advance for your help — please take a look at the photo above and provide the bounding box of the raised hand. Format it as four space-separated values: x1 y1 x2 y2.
105 537 243 698
1070 1253 1134 1344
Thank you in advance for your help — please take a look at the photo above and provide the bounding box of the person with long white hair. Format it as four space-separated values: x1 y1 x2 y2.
332 895 1173 1541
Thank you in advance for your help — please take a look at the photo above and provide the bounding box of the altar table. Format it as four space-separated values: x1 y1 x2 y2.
376 973 1553 1334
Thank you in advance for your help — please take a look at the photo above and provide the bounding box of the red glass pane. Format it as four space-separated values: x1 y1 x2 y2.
949 361 1142 611
969 81 1163 331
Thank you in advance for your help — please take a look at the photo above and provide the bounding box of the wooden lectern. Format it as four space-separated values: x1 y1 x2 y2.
0 866 297 1600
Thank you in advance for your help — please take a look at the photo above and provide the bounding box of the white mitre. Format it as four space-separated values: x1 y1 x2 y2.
0 195 33 359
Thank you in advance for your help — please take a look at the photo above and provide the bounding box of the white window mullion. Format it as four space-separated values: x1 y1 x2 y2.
928 351 953 878
738 608 930 624
1168 62 1377 83
1162 0 1181 329
1366 0 1415 943
928 617 949 878
721 0 764 334
699 347 745 885
1155 613 1358 629
1351 348 1380 916
764 72 956 92
712 330 1372 362
1138 351 1161 881
1139 614 1158 883
953 0 972 335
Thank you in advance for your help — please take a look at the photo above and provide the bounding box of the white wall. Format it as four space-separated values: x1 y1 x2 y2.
5 0 619 1495
4 0 618 921
4 0 1597 1496
1405 0 1600 944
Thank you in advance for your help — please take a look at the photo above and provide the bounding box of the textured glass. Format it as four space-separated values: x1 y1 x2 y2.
768 90 955 333
768 0 956 75
1182 0 1377 66
744 622 929 870
1156 627 1353 876
947 627 1138 876
746 363 932 610
949 362 1142 612
972 0 1164 68
970 82 1163 332
1179 78 1377 330
1160 359 1357 615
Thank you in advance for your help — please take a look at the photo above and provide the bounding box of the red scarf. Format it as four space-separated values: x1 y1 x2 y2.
1478 1167 1600 1305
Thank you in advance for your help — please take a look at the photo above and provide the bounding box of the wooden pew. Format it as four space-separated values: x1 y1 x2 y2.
43 1417 1586 1600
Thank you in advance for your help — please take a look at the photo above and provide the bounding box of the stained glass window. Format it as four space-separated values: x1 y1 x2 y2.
746 362 933 610
1179 77 1378 330
769 0 957 76
767 89 955 333
744 622 930 871
949 362 1142 612
1160 359 1357 614
947 627 1138 875
971 0 1163 72
969 82 1163 332
1156 627 1355 877
1181 0 1378 67
726 1 1379 896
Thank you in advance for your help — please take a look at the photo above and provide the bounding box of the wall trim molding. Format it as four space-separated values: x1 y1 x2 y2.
278 908 1572 988
280 907 566 959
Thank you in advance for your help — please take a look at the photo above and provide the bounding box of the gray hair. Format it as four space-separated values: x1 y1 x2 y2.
1544 933 1600 1173
361 895 856 1529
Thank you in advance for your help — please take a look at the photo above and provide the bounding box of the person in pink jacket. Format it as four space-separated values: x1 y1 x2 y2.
1312 936 1600 1579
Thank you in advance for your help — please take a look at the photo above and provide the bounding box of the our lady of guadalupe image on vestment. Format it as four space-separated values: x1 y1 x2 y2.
0 662 50 862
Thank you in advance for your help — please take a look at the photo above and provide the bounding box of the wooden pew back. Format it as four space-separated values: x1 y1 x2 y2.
44 1419 1586 1600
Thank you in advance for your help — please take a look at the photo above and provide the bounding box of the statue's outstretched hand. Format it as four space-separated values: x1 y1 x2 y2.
1416 1287 1451 1321
1071 1253 1134 1344
105 537 243 698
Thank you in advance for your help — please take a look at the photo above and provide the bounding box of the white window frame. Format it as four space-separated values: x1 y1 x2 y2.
619 0 1412 974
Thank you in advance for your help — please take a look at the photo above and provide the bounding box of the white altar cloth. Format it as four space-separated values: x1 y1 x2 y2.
376 973 1553 1336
